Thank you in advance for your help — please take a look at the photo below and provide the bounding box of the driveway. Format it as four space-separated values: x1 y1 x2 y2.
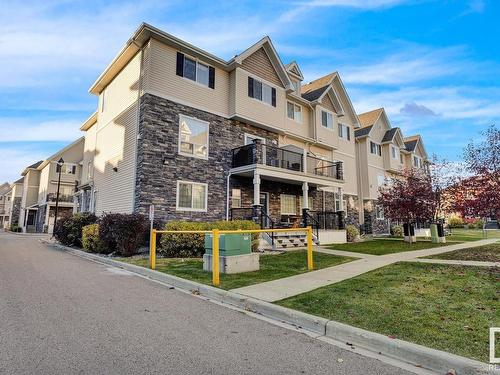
0 231 415 375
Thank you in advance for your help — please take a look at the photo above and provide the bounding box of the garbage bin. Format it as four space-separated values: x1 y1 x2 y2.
403 223 416 243
437 223 446 243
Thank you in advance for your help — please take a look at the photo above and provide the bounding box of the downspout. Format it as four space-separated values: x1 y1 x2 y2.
225 172 232 220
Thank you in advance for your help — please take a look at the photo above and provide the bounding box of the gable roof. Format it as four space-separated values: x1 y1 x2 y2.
14 177 24 184
404 135 419 152
301 73 337 95
26 161 43 170
285 61 304 80
382 127 399 143
301 85 329 102
37 137 85 170
358 108 384 128
80 111 98 131
354 125 373 138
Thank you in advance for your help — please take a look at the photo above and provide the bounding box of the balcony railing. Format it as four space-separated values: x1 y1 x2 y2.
47 193 74 203
231 142 343 180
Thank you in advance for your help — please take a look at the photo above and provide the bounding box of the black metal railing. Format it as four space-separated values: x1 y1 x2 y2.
302 210 320 240
260 211 275 246
314 211 345 230
231 142 343 180
47 193 74 203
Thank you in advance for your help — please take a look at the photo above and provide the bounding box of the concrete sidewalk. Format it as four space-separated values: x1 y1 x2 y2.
408 258 499 267
231 238 498 302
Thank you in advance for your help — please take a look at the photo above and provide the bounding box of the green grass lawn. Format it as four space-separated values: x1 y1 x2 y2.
119 250 356 290
446 229 500 242
278 262 499 362
326 239 451 255
425 242 500 262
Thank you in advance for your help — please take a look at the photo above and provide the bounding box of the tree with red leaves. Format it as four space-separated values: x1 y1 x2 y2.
377 168 435 229
452 125 500 220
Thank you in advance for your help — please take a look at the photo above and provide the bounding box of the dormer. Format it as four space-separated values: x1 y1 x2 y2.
285 61 304 96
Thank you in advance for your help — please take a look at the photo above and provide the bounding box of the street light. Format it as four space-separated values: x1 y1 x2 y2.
53 157 64 236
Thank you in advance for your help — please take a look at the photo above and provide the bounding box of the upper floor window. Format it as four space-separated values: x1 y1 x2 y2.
178 115 209 159
338 123 351 140
57 163 76 175
248 77 276 107
377 175 386 187
400 153 404 164
321 110 333 129
176 181 207 212
391 145 398 159
370 141 382 156
413 155 422 168
287 101 302 122
176 52 215 89
375 205 384 220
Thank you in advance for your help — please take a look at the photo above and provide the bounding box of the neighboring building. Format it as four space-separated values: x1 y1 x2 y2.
19 161 43 232
77 23 363 244
5 178 24 229
355 108 429 234
33 138 84 234
0 182 11 228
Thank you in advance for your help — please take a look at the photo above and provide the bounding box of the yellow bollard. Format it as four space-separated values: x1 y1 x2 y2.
150 229 156 270
212 229 220 286
307 226 314 270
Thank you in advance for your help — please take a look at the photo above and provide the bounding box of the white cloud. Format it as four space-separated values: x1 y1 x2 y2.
0 118 81 142
0 146 47 183
306 0 410 8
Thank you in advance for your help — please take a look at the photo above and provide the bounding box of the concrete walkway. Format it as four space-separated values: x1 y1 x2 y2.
408 258 499 267
231 238 498 302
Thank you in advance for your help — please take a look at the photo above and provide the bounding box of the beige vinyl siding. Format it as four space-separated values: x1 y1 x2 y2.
234 67 285 130
144 38 230 117
315 105 339 148
241 47 283 87
321 94 336 113
229 70 237 116
23 170 40 208
283 98 312 139
37 165 50 203
98 51 142 127
94 102 138 214
81 124 97 186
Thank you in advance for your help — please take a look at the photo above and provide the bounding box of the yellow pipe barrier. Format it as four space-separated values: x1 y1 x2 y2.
150 229 157 270
212 229 220 286
149 226 315 285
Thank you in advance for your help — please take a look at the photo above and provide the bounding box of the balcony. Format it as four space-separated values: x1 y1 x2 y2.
231 142 343 180
47 193 74 203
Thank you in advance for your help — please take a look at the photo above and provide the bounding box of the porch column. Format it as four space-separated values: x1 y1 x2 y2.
302 182 309 209
252 172 262 225
302 149 308 173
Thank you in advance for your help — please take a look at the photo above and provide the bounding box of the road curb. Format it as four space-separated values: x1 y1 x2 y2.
47 241 492 375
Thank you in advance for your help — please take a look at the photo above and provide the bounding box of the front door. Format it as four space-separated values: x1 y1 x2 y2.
260 192 269 227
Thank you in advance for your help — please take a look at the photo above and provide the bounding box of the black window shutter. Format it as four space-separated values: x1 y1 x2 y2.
56 164 61 173
248 77 254 98
271 87 276 107
176 52 184 77
71 165 76 174
208 66 215 89
347 127 351 140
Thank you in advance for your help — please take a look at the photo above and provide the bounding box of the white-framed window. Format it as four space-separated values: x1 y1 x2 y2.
370 141 382 156
375 205 384 220
183 56 210 87
244 133 266 146
178 115 209 159
321 110 334 129
248 77 276 107
391 145 398 159
338 123 351 140
87 161 92 180
334 193 347 212
413 155 422 168
58 163 76 175
176 181 208 212
231 189 241 208
377 175 386 187
280 194 297 215
287 101 302 123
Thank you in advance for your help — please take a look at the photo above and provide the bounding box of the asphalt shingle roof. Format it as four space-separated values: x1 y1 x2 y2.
382 127 399 143
301 85 329 101
404 139 418 151
357 108 383 127
354 125 373 138
26 160 43 170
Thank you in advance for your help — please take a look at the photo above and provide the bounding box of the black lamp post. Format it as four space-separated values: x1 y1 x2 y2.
53 157 64 235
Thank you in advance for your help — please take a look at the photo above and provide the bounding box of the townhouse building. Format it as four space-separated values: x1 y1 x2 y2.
0 182 11 227
73 23 365 243
4 178 24 229
355 108 429 234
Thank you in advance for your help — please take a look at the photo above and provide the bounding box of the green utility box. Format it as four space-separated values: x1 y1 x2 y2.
430 224 439 243
204 233 252 256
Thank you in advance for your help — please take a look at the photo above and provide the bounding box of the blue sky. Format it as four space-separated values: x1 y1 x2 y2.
1 0 499 182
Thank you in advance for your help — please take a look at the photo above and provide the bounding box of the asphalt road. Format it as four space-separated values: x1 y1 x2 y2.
0 231 415 375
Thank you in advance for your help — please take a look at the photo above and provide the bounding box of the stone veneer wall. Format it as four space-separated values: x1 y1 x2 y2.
35 204 47 233
10 197 21 226
135 93 278 223
363 200 390 235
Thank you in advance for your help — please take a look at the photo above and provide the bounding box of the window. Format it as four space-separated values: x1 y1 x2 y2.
400 153 404 164
338 123 351 140
334 193 347 212
178 115 209 159
370 141 381 156
391 145 398 159
248 77 276 106
299 196 314 211
321 110 333 129
287 101 302 122
280 194 297 215
413 155 421 168
87 161 92 180
377 175 386 187
375 205 384 220
176 52 215 89
176 181 207 211
231 189 241 208
58 163 76 174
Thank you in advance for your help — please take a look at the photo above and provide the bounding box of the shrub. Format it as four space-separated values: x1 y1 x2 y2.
475 219 484 229
391 225 403 238
159 220 260 258
99 213 148 256
447 215 464 228
10 224 21 232
345 224 360 242
82 224 108 253
54 212 98 247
